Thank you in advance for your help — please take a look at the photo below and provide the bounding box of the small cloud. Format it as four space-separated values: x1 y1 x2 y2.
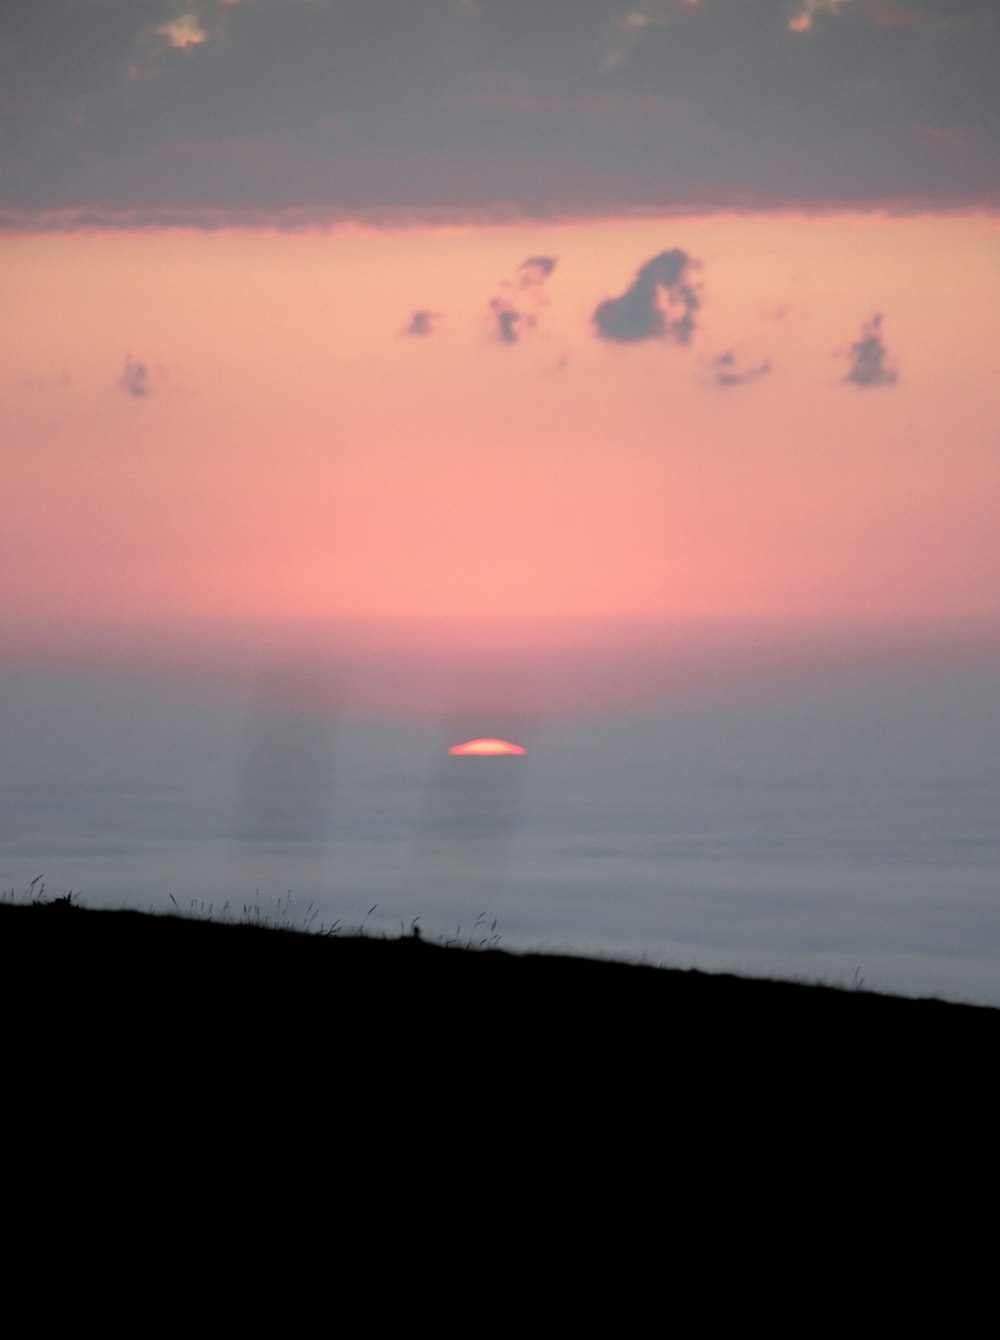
710 351 771 388
845 314 898 388
154 14 207 51
592 248 701 344
489 299 522 344
788 0 853 33
518 256 557 286
487 255 558 344
404 310 439 337
601 4 687 74
119 355 151 398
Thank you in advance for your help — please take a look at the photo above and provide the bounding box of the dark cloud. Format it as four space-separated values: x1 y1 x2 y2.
845 313 898 387
518 256 557 285
487 254 557 343
711 351 771 387
489 299 523 344
593 249 700 344
119 355 150 398
404 309 438 337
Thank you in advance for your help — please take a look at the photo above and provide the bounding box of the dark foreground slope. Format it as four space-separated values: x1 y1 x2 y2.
4 900 996 1062
4 900 996 1233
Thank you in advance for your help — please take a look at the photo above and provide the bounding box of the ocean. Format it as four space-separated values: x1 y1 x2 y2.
3 653 999 1007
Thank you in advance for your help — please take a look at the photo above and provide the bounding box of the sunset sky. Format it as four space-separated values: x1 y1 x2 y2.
3 0 999 712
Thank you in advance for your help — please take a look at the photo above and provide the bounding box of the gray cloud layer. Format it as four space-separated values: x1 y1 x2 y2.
1 2 998 213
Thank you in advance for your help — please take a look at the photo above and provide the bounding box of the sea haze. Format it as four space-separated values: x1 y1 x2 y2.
3 652 999 1008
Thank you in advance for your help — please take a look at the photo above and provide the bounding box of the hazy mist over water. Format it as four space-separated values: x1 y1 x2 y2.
4 651 999 1007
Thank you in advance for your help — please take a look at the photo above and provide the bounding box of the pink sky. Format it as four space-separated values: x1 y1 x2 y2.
3 209 999 708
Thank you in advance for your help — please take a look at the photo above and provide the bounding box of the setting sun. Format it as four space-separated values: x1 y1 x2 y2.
448 738 527 756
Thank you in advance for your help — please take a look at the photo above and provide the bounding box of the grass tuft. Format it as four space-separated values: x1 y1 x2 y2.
2 877 81 909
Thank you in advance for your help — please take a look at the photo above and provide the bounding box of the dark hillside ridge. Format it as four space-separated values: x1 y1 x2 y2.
5 900 997 1145
7 900 990 1249
3 900 995 1038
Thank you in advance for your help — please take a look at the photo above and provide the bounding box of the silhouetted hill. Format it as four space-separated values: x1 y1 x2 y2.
4 899 995 1056
5 898 995 1228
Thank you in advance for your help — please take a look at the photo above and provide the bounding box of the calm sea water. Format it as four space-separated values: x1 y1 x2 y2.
3 656 999 1006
